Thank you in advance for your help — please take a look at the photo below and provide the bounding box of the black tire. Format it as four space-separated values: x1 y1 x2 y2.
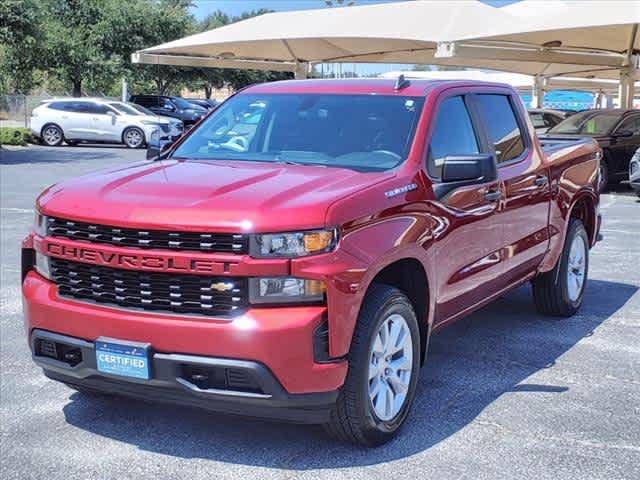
41 124 64 146
598 158 609 192
324 284 421 446
122 127 145 149
532 219 589 317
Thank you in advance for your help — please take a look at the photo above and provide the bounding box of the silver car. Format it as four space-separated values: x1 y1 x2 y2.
629 146 640 198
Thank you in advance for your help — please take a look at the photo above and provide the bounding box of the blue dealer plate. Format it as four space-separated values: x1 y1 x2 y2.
95 338 150 380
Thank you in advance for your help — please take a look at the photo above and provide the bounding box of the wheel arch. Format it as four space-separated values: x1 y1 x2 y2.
360 257 431 365
569 192 598 247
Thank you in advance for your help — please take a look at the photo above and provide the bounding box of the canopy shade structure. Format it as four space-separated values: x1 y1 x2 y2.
132 0 639 106
132 1 516 73
436 0 639 106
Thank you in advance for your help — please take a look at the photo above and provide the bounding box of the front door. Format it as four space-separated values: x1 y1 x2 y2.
427 93 505 325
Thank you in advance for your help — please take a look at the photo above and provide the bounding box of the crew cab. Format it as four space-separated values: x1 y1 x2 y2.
22 79 601 446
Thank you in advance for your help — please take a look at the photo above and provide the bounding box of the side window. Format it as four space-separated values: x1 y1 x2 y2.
474 94 526 163
68 102 90 113
86 103 109 115
428 96 479 178
160 98 174 110
617 116 640 135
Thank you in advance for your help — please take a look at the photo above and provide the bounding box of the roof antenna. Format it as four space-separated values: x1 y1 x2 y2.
394 74 410 91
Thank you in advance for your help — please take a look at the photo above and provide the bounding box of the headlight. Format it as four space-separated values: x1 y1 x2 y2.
249 277 326 304
631 161 639 176
34 212 48 237
250 229 337 258
35 251 51 279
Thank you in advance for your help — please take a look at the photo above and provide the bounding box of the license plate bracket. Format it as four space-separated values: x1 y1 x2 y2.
95 337 151 380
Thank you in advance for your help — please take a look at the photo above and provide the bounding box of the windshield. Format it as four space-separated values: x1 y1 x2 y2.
550 111 620 135
173 97 200 110
109 102 142 116
171 93 424 172
127 102 155 116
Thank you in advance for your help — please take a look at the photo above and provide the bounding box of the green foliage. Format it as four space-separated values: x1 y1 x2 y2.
0 127 35 146
0 1 293 97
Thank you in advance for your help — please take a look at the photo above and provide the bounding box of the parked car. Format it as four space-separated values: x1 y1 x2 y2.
186 98 219 110
129 95 207 128
30 98 177 148
546 108 640 190
528 108 573 134
23 79 601 447
111 102 184 140
629 146 640 198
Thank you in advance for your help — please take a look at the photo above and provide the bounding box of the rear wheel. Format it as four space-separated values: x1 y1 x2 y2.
324 284 421 446
598 158 609 192
123 127 145 149
41 124 63 146
532 219 589 316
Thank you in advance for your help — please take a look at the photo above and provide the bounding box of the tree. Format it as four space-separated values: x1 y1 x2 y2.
0 0 44 92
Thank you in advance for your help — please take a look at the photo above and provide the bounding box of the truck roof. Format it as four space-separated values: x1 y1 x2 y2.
246 78 512 96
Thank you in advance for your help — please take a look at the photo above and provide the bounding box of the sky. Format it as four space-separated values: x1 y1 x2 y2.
191 0 519 21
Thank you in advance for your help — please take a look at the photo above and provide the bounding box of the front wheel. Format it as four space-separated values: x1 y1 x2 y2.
122 127 145 149
532 219 589 316
324 284 421 446
41 124 64 146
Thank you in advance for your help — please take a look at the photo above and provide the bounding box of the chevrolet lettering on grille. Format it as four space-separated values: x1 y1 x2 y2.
45 241 236 275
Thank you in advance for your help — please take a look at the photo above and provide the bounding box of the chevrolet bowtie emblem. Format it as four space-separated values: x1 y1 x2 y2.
211 282 234 292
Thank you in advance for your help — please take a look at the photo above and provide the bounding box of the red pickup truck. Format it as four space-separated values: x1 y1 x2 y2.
22 79 601 446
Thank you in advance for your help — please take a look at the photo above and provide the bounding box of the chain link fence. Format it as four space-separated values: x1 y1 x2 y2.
1 92 116 129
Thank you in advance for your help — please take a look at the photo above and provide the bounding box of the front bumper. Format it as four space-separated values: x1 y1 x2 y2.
32 329 338 423
23 271 347 398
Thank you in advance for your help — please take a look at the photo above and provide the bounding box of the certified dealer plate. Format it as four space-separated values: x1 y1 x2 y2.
95 338 150 380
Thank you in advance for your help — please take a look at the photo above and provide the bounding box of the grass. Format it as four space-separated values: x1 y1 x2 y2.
0 127 35 146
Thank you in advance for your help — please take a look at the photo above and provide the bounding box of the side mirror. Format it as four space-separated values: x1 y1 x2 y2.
612 129 633 138
441 154 496 183
146 129 173 159
163 103 176 112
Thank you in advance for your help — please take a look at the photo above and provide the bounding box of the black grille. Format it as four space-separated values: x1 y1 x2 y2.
47 217 248 254
51 258 248 317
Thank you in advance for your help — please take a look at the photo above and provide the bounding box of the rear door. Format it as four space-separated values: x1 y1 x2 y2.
471 92 551 285
61 101 94 140
427 93 505 324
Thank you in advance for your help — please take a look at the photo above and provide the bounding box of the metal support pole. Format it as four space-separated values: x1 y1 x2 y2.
619 68 633 108
294 63 309 80
121 77 128 102
532 74 545 108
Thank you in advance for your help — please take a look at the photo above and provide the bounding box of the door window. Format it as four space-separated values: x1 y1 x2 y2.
427 96 479 178
616 115 640 135
86 103 111 115
475 94 526 163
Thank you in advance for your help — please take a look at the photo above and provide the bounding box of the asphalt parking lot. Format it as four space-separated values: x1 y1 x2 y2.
1 145 639 480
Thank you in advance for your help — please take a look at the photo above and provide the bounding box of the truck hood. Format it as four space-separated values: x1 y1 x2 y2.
38 159 393 232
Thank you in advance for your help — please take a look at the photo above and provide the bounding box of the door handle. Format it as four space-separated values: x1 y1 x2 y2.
484 189 502 202
534 175 548 187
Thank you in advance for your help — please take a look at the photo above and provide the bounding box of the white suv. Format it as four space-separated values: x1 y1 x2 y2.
31 98 183 148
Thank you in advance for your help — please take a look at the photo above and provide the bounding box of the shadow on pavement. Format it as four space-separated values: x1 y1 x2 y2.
61 279 637 469
0 145 134 165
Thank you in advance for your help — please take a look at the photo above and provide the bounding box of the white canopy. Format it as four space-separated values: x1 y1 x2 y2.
132 0 639 106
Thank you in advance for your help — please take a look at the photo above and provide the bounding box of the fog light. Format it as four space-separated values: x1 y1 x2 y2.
249 277 326 304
